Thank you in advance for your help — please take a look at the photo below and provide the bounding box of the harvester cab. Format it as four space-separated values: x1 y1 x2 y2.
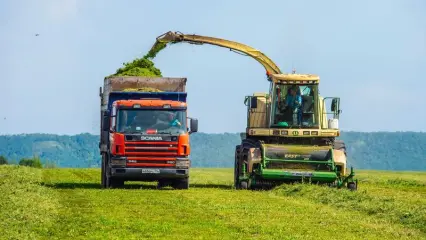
250 73 341 130
236 73 357 190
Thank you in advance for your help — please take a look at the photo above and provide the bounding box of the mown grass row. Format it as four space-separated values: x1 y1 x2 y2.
0 165 59 239
1 166 426 240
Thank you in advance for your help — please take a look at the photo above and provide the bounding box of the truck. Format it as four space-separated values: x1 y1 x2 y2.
145 31 357 190
99 76 198 189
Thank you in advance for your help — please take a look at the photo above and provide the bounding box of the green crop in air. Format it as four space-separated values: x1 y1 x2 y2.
108 42 167 78
143 42 167 59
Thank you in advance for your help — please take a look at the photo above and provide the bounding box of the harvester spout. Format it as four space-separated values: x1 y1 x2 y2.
156 31 184 43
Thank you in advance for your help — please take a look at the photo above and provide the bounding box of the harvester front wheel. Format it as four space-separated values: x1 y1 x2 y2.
240 181 248 190
347 181 357 191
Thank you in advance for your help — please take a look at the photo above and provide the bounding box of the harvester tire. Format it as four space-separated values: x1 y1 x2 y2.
347 182 357 191
240 181 248 190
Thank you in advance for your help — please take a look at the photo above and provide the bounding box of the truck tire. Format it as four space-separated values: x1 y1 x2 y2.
173 177 189 190
101 154 106 188
102 154 117 189
104 166 113 189
157 179 168 189
234 145 241 189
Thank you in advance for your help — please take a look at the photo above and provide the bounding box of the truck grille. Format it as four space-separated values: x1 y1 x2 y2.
266 161 332 171
124 141 179 167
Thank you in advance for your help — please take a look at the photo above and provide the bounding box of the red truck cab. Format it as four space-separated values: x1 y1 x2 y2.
99 77 198 189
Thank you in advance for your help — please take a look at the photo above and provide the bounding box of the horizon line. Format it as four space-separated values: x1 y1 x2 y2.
1 130 425 137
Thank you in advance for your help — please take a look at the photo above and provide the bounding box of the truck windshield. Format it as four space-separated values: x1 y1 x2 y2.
116 109 187 134
271 84 318 128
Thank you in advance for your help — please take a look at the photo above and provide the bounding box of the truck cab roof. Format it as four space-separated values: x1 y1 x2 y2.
114 98 187 108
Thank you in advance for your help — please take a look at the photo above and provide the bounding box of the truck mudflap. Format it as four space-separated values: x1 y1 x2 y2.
110 167 189 180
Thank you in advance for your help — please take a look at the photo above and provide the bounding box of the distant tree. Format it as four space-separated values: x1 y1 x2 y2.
0 155 8 165
19 156 43 168
43 160 57 168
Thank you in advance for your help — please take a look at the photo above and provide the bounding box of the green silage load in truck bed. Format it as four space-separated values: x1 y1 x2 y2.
122 87 164 92
108 42 167 78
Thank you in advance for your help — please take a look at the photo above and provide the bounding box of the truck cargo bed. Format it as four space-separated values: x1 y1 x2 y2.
101 76 187 110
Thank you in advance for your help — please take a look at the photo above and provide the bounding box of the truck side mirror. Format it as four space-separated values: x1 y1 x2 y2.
102 112 110 132
190 118 198 133
250 97 258 109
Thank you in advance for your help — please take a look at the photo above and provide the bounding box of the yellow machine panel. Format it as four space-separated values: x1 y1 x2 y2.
333 149 347 176
247 93 269 128
271 73 320 83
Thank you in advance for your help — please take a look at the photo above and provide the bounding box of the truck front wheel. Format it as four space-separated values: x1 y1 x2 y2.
104 165 113 189
173 177 189 190
234 145 241 189
101 154 107 188
102 154 123 189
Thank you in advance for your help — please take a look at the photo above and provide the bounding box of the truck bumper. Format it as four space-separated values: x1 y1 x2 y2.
110 167 189 180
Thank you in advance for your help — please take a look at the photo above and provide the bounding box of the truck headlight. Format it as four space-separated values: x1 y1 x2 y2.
111 157 127 167
176 158 190 168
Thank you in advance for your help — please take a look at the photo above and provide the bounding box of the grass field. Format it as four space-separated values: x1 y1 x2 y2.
1 165 426 240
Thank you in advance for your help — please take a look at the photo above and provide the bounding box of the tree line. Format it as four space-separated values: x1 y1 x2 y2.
0 132 425 171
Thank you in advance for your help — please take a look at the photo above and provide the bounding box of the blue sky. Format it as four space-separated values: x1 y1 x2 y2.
1 0 425 135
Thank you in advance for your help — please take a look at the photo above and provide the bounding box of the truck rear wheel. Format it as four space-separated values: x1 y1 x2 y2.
173 177 189 190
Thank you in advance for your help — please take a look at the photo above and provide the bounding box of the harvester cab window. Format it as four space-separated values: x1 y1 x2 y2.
272 84 317 128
